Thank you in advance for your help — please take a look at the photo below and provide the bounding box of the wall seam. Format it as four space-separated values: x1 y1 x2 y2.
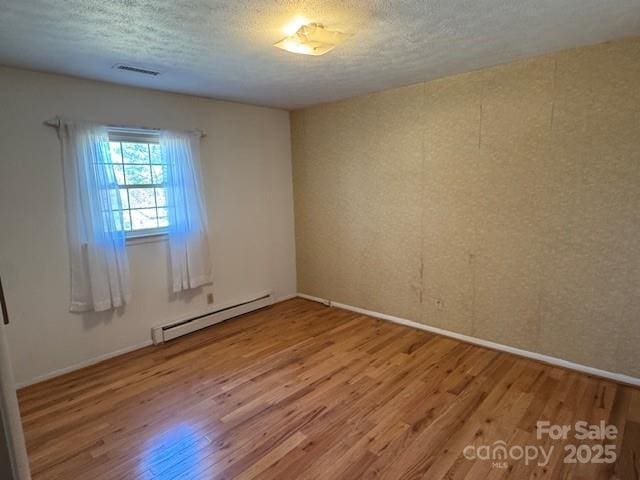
419 81 427 312
478 103 483 149
471 100 484 336
550 59 558 131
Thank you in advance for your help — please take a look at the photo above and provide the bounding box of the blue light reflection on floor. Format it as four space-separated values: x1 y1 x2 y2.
138 422 206 479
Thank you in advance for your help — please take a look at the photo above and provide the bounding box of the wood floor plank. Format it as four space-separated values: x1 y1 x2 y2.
18 298 640 479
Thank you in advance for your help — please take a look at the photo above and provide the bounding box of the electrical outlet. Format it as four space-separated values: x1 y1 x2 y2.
206 293 214 304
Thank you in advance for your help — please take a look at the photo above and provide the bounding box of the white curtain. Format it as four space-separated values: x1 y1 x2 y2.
59 121 131 312
161 130 212 293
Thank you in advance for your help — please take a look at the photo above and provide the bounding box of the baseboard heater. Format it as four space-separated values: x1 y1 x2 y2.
151 292 274 345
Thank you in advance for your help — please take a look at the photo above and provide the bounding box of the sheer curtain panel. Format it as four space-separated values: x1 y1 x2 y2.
59 121 131 312
161 130 212 293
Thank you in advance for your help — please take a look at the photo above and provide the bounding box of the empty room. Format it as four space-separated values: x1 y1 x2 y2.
0 1 639 479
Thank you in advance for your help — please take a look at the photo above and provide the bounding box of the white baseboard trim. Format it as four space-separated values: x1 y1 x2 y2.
297 293 640 388
297 293 331 306
16 340 153 389
20 294 638 389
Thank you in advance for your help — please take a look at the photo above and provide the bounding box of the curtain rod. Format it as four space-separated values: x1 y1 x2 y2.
43 116 207 138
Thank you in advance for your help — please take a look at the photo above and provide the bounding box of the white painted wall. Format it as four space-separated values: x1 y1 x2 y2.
0 66 297 386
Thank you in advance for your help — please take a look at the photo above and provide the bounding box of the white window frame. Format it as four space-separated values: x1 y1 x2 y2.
108 128 169 239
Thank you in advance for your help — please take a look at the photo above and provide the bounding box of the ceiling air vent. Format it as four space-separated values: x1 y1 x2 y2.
113 64 161 76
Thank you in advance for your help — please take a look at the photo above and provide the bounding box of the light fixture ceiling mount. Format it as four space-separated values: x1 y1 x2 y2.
274 23 348 56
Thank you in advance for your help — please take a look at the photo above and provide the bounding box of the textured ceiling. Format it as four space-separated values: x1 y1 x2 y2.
1 0 639 109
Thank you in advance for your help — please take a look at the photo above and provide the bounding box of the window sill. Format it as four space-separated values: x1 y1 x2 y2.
126 232 168 246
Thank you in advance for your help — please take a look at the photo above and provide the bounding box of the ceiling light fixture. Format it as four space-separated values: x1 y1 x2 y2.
274 23 348 56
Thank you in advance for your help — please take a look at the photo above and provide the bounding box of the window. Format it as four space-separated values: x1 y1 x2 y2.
107 129 168 237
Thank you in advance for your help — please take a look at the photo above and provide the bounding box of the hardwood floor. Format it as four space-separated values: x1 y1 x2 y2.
18 298 640 479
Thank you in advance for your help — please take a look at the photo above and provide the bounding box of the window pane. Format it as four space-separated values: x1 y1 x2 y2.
109 142 123 163
112 210 124 231
149 144 162 163
155 187 166 207
124 165 152 185
130 208 158 230
120 189 129 209
108 189 121 210
128 188 156 209
151 165 166 184
122 142 150 164
113 165 126 186
157 207 168 227
122 210 132 231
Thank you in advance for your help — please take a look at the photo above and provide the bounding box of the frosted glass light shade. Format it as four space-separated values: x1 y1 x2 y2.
274 23 348 56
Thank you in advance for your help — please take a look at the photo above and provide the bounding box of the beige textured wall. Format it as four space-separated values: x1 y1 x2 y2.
291 37 640 378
